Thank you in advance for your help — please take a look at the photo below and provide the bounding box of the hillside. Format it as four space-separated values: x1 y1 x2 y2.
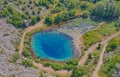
0 0 120 77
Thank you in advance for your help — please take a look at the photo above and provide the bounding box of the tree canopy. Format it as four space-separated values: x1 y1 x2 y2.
91 0 120 21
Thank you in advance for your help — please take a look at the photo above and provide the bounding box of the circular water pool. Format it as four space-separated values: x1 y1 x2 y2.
31 31 74 61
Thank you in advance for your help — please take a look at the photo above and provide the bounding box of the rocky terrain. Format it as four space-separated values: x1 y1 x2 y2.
0 19 45 77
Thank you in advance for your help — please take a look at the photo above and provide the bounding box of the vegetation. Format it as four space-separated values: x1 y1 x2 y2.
22 48 31 59
96 44 102 50
31 16 41 25
7 11 24 28
1 0 120 76
83 22 119 50
45 0 94 26
106 36 120 52
0 0 55 28
83 47 101 76
22 59 34 67
11 53 20 63
44 0 120 26
91 0 120 21
39 74 47 77
83 30 102 50
1 0 119 27
115 18 120 31
43 59 78 71
71 66 88 77
99 35 120 77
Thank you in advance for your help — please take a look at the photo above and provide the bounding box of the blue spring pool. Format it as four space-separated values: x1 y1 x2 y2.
31 31 74 61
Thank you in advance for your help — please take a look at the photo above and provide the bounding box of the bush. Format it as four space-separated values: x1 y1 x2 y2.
45 16 54 26
96 44 102 50
83 30 102 50
31 16 41 25
71 66 88 77
44 62 64 71
11 53 20 63
83 22 117 50
106 38 120 52
66 60 78 66
82 11 89 18
0 9 9 17
80 2 89 10
7 10 24 28
115 18 120 31
38 0 50 9
22 59 34 67
22 48 31 58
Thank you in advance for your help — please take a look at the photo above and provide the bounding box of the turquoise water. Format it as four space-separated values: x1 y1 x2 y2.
31 31 74 61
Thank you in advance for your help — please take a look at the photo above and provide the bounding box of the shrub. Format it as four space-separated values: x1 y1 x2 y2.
96 44 102 50
83 30 102 50
7 10 24 28
31 16 41 25
22 48 31 58
45 16 54 26
11 53 20 63
22 59 34 67
71 66 88 77
115 18 120 31
0 9 9 17
106 38 120 52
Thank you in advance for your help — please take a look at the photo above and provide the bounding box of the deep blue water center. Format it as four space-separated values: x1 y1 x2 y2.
31 31 74 61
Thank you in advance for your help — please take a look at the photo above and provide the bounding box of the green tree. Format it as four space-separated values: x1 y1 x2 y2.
91 0 101 3
96 44 101 50
38 0 50 9
80 2 89 10
45 16 53 26
6 5 14 13
51 7 62 14
31 16 41 25
115 18 120 31
68 10 76 16
71 66 88 77
0 9 9 17
54 14 62 24
106 38 119 52
91 1 120 21
82 11 89 18
7 10 24 28
4 0 8 4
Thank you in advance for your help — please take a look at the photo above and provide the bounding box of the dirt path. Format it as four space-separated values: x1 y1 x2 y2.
18 0 71 76
92 31 120 77
18 0 120 76
78 22 105 66
78 43 99 66
18 1 72 77
33 62 72 77
19 0 58 55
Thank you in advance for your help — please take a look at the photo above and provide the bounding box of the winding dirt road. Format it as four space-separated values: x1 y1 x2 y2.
78 22 105 66
18 1 72 77
18 0 120 76
78 43 99 66
92 31 120 77
33 62 72 77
